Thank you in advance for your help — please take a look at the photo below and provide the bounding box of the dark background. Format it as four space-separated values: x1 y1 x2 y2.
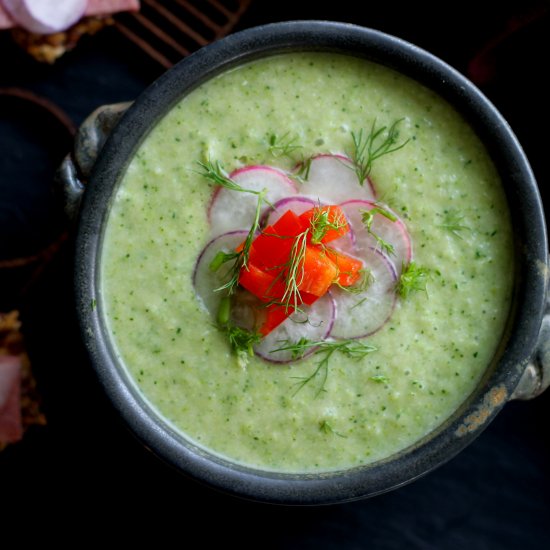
1 1 549 546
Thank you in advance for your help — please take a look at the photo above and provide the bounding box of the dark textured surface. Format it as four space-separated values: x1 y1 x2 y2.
1 1 549 545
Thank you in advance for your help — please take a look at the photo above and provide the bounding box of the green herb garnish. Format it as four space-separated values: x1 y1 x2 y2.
370 374 389 383
319 420 346 438
351 119 410 184
309 206 347 245
225 324 262 369
197 159 262 196
334 268 374 295
277 229 309 312
361 206 398 255
292 157 312 183
397 262 430 298
209 251 239 272
268 132 302 159
271 337 377 396
438 209 471 239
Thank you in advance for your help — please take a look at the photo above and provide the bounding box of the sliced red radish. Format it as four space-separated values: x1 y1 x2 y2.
192 230 247 316
254 293 336 363
3 0 87 34
208 165 296 236
339 199 412 275
330 247 397 339
295 154 376 204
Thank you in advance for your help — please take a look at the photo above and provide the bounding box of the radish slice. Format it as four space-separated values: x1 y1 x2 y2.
295 154 376 204
254 293 336 363
192 230 247 316
330 248 397 339
261 195 318 227
339 199 412 276
208 165 296 236
3 0 87 34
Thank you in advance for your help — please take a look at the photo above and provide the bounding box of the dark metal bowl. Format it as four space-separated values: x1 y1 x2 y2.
64 21 549 504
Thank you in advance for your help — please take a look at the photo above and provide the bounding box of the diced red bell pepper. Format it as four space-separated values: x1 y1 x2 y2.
248 210 305 271
259 303 294 336
238 263 286 302
297 245 338 296
235 206 363 336
257 292 319 335
325 248 364 287
299 205 349 244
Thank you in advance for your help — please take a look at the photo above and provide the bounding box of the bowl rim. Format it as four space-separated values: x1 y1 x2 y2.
74 20 547 504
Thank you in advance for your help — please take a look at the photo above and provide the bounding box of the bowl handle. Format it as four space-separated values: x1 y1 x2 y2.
511 276 550 400
55 102 131 222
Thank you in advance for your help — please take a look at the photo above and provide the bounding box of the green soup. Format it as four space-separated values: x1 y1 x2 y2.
100 53 514 473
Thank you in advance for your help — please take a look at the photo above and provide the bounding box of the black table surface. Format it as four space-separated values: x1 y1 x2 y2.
1 2 549 546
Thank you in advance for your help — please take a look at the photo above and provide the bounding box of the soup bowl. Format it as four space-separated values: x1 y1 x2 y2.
59 21 549 504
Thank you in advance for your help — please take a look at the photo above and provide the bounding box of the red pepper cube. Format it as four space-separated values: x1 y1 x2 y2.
259 303 295 336
325 248 364 287
249 210 305 271
271 209 305 237
238 262 286 302
299 205 349 244
297 245 338 297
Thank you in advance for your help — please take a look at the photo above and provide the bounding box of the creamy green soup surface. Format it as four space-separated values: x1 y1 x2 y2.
100 53 514 473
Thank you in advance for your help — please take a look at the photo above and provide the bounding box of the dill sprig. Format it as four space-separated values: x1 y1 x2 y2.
270 337 377 396
397 262 430 299
361 206 398 256
197 159 262 195
225 324 262 369
319 420 347 438
438 209 471 239
333 268 374 295
310 207 347 245
292 157 312 184
268 132 302 159
277 229 309 312
351 119 410 184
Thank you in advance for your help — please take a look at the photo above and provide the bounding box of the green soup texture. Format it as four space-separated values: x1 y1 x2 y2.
100 53 514 473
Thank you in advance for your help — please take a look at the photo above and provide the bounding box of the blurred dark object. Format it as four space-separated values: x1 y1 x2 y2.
466 3 550 235
0 88 74 309
115 0 252 68
0 310 46 451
